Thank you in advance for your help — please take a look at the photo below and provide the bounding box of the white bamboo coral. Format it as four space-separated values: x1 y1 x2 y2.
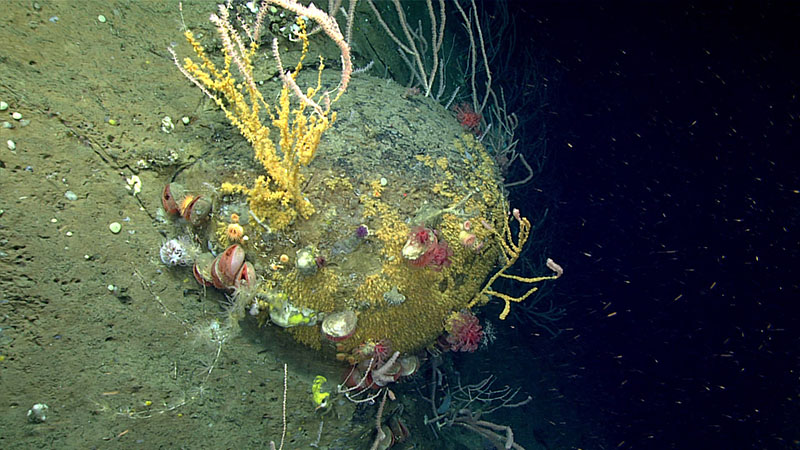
265 0 352 99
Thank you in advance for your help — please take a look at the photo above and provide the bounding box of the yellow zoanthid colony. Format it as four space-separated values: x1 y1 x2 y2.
166 0 561 364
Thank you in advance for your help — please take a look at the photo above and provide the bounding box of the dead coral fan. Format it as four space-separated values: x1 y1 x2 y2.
445 309 484 352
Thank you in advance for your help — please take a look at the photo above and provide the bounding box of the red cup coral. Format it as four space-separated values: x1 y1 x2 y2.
445 309 484 352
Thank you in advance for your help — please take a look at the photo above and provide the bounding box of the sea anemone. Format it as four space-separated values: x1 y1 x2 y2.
402 226 453 271
459 230 477 248
401 226 435 262
225 223 245 242
445 310 484 352
424 240 453 271
453 102 482 134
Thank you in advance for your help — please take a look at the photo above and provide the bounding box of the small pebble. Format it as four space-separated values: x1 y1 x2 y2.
181 116 190 125
64 191 78 201
11 112 22 120
6 140 15 151
97 14 106 23
380 177 388 186
0 101 7 111
27 404 48 424
161 116 174 133
65 231 73 237
109 222 122 234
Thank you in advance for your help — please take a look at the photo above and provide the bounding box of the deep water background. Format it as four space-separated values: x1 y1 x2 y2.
490 1 800 448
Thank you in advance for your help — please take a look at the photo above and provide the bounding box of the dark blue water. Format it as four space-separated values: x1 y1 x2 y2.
494 2 800 448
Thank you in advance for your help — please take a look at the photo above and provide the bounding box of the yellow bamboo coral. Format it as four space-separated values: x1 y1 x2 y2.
169 2 351 230
467 208 564 320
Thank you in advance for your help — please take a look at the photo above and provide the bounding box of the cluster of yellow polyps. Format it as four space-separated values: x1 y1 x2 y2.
180 19 335 230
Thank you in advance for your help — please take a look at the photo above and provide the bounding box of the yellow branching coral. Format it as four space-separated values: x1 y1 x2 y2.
169 1 351 230
467 209 564 320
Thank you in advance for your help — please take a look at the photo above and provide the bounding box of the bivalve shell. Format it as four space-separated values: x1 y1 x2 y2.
375 424 394 450
217 244 246 287
181 195 212 226
186 196 212 226
398 355 420 377
192 253 216 287
161 183 185 215
321 310 357 342
388 415 410 443
235 261 255 288
210 255 226 290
